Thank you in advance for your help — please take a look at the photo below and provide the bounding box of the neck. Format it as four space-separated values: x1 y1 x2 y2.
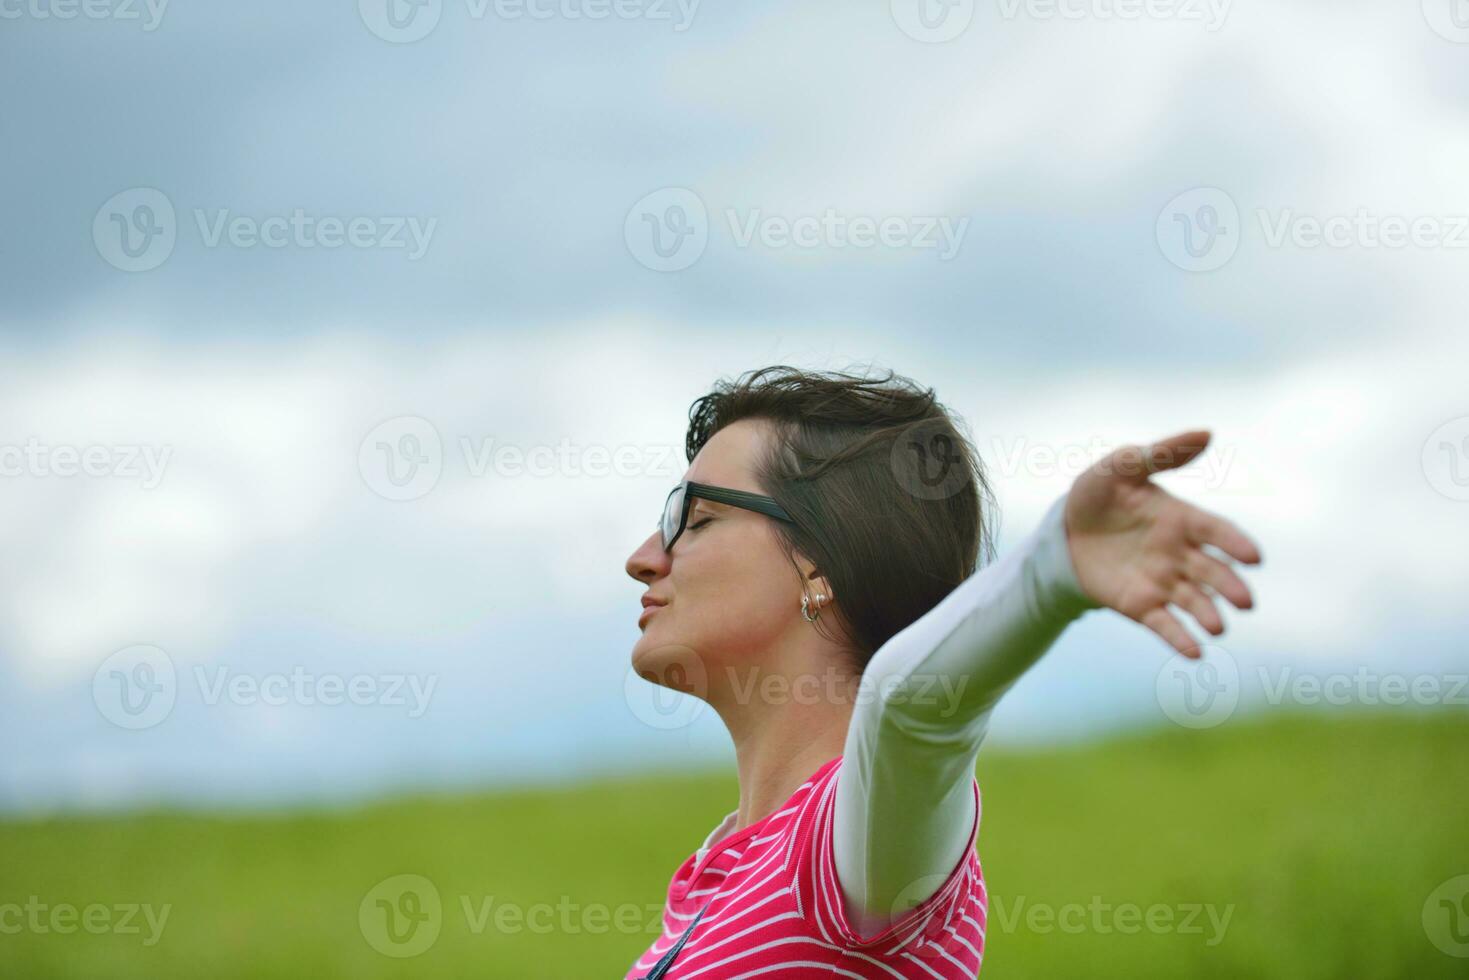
711 654 858 834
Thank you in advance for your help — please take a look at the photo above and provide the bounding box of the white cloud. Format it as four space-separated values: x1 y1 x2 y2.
0 323 1461 693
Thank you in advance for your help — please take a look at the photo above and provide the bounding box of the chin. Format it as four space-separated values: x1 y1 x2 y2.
630 634 709 699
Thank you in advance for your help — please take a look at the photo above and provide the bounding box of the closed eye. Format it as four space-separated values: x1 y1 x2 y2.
689 517 714 531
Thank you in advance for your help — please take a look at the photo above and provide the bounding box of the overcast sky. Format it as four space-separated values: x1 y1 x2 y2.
1 0 1466 812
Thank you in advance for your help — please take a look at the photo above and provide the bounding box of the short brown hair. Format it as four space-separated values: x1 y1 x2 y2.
684 364 995 667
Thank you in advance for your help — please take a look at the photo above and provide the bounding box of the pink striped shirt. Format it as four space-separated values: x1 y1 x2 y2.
624 755 987 979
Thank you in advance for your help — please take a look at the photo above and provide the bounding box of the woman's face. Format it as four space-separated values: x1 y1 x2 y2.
624 419 805 700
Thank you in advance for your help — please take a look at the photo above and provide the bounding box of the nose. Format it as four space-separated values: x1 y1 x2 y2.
625 528 671 584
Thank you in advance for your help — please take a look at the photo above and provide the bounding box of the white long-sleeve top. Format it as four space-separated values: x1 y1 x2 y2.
834 490 1098 934
833 490 1102 930
693 491 1102 935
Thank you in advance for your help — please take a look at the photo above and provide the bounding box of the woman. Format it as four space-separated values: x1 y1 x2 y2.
622 366 1261 979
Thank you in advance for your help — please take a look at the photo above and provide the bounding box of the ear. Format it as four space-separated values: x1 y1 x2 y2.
803 565 835 606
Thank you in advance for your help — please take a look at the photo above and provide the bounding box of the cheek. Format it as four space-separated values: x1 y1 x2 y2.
673 550 793 660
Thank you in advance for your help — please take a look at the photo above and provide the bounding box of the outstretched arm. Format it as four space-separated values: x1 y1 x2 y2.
831 431 1262 937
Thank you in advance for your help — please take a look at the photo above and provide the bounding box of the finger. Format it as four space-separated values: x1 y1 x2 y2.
1184 549 1253 609
1170 578 1225 636
1104 430 1211 483
1185 509 1263 565
1143 429 1213 475
1140 605 1203 658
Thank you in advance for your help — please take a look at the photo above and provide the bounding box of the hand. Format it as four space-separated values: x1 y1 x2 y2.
1064 430 1262 658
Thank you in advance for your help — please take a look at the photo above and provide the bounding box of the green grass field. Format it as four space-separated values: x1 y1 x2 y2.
2 712 1466 978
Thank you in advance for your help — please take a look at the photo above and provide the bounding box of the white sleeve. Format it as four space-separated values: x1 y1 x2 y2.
832 491 1102 934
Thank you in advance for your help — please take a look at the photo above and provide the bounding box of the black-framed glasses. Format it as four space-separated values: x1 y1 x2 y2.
659 480 795 552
